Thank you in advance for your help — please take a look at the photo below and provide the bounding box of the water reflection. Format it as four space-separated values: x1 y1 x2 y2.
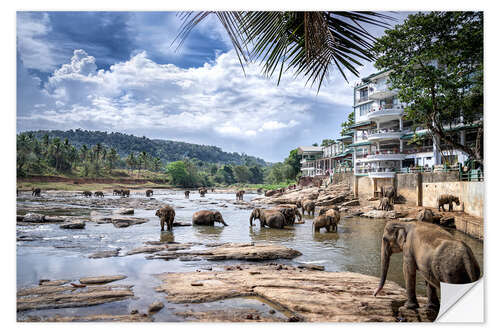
160 231 175 243
249 226 296 243
192 225 224 241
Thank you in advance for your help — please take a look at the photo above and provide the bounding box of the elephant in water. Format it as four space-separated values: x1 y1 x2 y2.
94 191 104 198
192 210 227 226
198 188 207 197
32 188 41 197
374 221 480 311
156 205 176 231
313 208 339 232
185 190 190 198
236 190 245 201
82 191 92 197
146 190 153 197
273 205 302 225
249 208 286 229
121 189 130 197
113 189 122 196
301 199 315 217
437 194 460 212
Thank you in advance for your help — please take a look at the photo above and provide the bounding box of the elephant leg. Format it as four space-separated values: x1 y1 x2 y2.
449 203 453 212
425 282 440 310
402 255 419 309
160 219 165 231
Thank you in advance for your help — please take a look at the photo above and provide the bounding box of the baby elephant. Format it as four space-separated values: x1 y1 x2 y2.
156 205 176 231
198 188 207 197
146 190 153 197
437 194 460 212
192 210 227 226
82 191 92 197
313 211 339 232
121 189 130 197
378 197 393 211
94 191 104 198
274 205 302 226
185 190 190 198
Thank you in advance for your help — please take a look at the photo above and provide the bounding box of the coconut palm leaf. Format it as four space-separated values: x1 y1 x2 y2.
175 11 394 92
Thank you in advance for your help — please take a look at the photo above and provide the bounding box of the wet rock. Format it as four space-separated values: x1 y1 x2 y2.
43 216 66 222
399 217 416 222
21 313 152 322
111 216 147 228
297 264 325 271
156 264 434 322
79 275 127 284
340 199 360 207
39 280 69 286
130 309 139 315
417 209 441 224
148 301 164 313
91 216 113 223
361 210 406 219
59 220 86 229
17 215 24 221
173 222 192 227
175 308 281 322
115 208 134 215
23 213 45 223
88 248 121 259
440 216 455 228
126 245 166 256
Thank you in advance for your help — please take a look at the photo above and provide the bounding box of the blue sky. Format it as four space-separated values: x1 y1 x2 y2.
16 11 409 162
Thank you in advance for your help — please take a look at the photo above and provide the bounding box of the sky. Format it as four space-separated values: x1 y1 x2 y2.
16 11 410 162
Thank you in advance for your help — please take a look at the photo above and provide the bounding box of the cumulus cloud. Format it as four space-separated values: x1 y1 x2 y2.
18 48 355 161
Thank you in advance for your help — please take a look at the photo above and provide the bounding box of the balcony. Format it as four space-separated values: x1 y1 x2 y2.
368 84 398 100
367 104 404 121
356 149 406 163
367 128 405 141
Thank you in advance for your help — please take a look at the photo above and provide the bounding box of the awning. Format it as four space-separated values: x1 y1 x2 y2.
338 135 353 141
334 149 353 158
400 131 430 140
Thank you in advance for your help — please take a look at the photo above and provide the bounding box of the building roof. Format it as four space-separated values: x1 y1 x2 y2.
297 146 323 154
348 121 373 129
361 69 391 82
348 141 372 148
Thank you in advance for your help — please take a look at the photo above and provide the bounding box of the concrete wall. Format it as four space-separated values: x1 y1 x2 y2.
421 171 459 183
331 172 354 187
396 173 419 206
422 181 483 218
357 176 374 200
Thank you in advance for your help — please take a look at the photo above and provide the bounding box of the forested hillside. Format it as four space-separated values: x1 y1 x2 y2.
22 129 267 166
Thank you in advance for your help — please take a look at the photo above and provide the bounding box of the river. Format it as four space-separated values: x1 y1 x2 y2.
16 189 483 321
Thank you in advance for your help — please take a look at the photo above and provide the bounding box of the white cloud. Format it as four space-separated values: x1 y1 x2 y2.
18 48 355 161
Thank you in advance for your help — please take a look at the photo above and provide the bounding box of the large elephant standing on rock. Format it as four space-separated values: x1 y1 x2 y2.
274 205 302 225
249 208 286 229
156 205 176 231
192 210 227 226
374 221 480 311
381 186 396 204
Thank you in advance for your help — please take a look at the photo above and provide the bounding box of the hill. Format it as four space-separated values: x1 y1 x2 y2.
22 129 268 166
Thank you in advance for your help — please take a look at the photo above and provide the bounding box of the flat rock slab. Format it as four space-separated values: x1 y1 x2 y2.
361 210 408 219
60 220 86 229
88 248 121 259
79 275 127 284
111 216 147 228
115 208 134 215
17 277 133 312
147 243 301 261
23 213 45 223
21 313 152 322
156 264 435 322
43 216 66 222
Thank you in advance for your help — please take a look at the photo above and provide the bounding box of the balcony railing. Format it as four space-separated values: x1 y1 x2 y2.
356 96 369 104
367 128 402 135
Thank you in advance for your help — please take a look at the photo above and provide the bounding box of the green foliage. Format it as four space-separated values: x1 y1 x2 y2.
320 139 335 147
340 111 354 136
373 11 483 161
232 165 252 183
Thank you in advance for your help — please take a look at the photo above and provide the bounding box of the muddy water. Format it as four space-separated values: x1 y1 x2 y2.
16 190 483 321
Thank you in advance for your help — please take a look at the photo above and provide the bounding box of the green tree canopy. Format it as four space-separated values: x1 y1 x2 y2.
373 11 483 161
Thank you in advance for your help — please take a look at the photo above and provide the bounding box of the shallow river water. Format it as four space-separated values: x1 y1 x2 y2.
16 190 483 321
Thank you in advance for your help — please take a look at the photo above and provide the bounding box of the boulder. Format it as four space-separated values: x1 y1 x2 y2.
126 245 167 256
43 216 66 222
88 248 121 259
340 199 360 207
23 213 45 223
59 220 86 229
111 216 147 228
361 210 406 219
79 275 127 284
115 208 134 215
417 209 441 224
148 301 165 314
439 216 455 228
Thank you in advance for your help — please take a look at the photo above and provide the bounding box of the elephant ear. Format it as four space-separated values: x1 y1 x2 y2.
395 226 407 248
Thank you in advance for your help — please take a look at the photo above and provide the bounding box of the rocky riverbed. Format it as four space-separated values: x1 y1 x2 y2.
16 186 482 322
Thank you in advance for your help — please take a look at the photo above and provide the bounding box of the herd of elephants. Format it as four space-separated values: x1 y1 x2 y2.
27 185 480 312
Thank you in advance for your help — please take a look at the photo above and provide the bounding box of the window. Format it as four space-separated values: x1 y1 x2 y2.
357 103 372 116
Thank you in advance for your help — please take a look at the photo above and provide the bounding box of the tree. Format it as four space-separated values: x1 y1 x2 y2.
249 165 264 184
321 139 335 147
166 161 190 186
284 149 301 178
340 111 354 136
233 165 252 183
373 11 483 162
177 12 393 91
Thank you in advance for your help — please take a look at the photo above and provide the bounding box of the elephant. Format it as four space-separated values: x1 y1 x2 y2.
256 188 263 194
211 188 215 192
192 210 227 226
381 186 396 204
274 205 302 225
249 208 286 229
378 197 393 211
121 189 130 197
236 190 245 201
83 191 92 197
313 213 338 232
265 189 278 197
156 205 176 231
301 199 315 216
437 194 460 212
94 191 104 198
199 187 207 197
417 208 441 224
113 189 122 196
185 190 190 199
146 190 153 197
32 188 41 197
373 221 480 311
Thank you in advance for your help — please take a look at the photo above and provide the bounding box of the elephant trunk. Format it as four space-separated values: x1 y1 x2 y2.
374 240 391 297
220 217 228 226
249 212 255 226
296 210 302 221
